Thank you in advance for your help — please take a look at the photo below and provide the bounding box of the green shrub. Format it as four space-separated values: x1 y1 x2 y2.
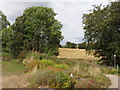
22 51 42 71
25 51 41 60
100 66 112 74
31 70 75 88
31 70 57 87
74 74 111 88
95 75 111 88
109 68 120 75
40 60 54 69
51 71 74 88
100 66 120 75
2 52 13 60
53 64 69 70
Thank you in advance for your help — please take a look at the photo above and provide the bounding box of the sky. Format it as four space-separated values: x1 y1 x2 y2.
0 0 116 45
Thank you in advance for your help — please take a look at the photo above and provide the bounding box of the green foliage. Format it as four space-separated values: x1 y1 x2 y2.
31 70 56 87
65 41 77 48
0 11 11 55
53 64 69 70
52 71 74 88
40 60 54 69
78 42 86 49
64 61 111 88
2 27 13 53
109 69 118 75
2 52 13 60
31 70 74 88
21 51 42 71
0 11 10 29
10 6 63 57
82 1 120 66
74 74 111 88
108 68 120 75
99 66 113 74
24 51 41 60
95 75 111 88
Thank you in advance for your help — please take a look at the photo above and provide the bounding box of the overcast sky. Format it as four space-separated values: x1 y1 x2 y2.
0 0 115 45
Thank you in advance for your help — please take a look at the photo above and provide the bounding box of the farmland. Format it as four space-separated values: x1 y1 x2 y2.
58 48 98 60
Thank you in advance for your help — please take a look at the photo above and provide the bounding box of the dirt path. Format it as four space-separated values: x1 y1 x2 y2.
2 73 31 88
106 74 119 88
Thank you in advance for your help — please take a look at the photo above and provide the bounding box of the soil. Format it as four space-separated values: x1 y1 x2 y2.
2 73 31 88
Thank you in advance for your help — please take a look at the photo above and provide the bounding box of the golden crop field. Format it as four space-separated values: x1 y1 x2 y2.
57 48 99 60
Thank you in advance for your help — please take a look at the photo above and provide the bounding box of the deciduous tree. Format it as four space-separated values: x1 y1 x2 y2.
82 1 120 66
11 7 63 57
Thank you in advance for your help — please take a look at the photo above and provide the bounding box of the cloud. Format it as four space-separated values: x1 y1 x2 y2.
0 1 111 45
50 1 109 44
0 2 50 23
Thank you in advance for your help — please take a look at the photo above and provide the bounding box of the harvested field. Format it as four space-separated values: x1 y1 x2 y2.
57 48 98 60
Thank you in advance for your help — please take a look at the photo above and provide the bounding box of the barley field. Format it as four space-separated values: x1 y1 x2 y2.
57 48 98 60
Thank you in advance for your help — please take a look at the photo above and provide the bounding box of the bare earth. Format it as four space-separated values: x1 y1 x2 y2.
2 73 30 88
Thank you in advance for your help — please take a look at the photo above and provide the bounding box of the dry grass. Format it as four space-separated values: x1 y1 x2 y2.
57 48 98 60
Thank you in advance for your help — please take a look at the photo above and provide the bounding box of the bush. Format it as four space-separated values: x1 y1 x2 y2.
26 60 40 71
53 64 69 70
74 74 111 88
40 60 54 69
100 66 113 74
95 75 111 88
31 70 56 87
51 71 74 88
2 52 13 61
109 68 120 75
31 70 75 88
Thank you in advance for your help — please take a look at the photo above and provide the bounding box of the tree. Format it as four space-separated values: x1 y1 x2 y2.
78 42 86 49
2 27 13 52
11 6 63 57
82 1 120 66
0 11 10 29
65 41 77 48
0 11 11 53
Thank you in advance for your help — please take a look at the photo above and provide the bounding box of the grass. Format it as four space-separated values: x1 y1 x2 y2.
2 60 25 74
2 49 114 88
